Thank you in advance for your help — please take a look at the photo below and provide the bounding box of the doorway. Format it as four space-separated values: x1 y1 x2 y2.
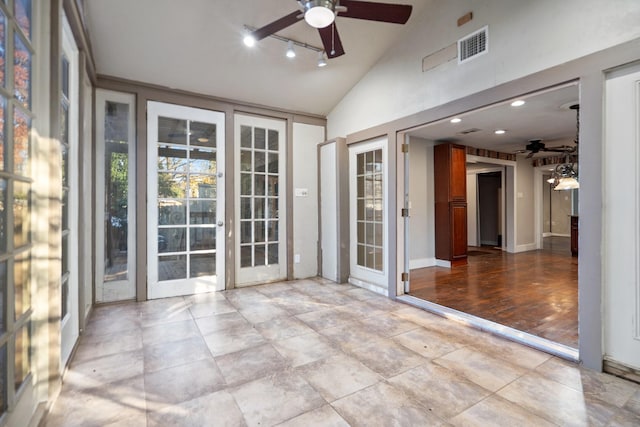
401 83 580 354
146 102 226 299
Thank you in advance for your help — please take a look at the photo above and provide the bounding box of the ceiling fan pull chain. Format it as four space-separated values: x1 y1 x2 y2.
331 22 336 56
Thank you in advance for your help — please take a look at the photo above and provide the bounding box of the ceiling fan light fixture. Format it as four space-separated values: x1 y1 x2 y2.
243 33 256 47
554 177 580 190
303 0 336 28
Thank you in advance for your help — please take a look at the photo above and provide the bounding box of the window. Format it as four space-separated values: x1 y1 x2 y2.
356 149 383 271
0 0 33 416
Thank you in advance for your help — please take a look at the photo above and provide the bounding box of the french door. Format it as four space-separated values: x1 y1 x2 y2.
234 114 287 286
147 102 225 298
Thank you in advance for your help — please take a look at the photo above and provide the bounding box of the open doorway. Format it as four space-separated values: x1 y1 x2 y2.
402 83 580 353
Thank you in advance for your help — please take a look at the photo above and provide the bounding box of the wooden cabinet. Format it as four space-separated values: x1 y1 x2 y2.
570 215 578 256
434 143 468 266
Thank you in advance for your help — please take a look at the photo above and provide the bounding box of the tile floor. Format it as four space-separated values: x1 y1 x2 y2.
44 277 640 427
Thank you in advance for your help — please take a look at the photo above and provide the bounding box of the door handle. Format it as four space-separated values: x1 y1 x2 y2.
217 221 224 226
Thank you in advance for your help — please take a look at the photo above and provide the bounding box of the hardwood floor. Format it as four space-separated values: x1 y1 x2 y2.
408 237 578 348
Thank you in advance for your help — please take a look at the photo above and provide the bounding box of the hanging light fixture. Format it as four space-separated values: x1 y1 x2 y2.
550 104 580 190
302 0 336 28
286 40 296 58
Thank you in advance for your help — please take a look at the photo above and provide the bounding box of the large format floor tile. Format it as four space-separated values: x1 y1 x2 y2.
45 277 640 427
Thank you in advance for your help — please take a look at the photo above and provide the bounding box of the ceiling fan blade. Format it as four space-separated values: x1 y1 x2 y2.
251 10 302 41
526 151 535 159
339 0 412 24
319 24 345 58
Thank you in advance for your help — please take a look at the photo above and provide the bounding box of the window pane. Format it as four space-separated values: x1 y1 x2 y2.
189 200 215 225
158 173 186 198
356 149 383 272
190 227 215 251
189 121 216 148
0 97 5 172
240 222 251 244
240 150 252 172
61 234 68 276
14 32 31 109
14 0 31 40
158 117 187 145
189 148 216 174
0 344 6 414
267 220 278 242
240 197 251 220
158 200 186 225
105 102 129 143
13 181 30 248
240 173 251 196
255 151 265 173
240 125 252 148
0 261 5 333
188 175 216 198
268 153 278 174
157 146 187 172
268 244 278 265
13 106 30 176
158 255 186 281
240 245 252 267
267 198 278 219
254 197 265 219
255 127 265 149
61 143 68 187
254 221 265 243
14 251 30 319
15 322 30 391
190 253 215 278
61 56 69 98
0 179 5 252
254 174 265 196
158 228 186 253
268 129 278 151
267 176 278 196
254 244 265 266
60 102 68 146
0 11 5 87
61 276 68 319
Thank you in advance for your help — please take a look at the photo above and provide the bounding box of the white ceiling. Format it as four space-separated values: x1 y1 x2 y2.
85 0 428 116
408 83 580 157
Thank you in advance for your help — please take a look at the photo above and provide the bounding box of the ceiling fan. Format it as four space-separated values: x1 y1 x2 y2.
516 139 576 159
246 1 413 59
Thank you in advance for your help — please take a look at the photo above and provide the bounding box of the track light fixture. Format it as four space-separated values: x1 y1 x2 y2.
317 51 327 67
286 40 296 58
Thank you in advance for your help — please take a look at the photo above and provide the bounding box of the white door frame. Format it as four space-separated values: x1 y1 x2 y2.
60 13 79 368
147 101 226 298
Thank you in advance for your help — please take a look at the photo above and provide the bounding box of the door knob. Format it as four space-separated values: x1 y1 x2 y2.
217 221 224 226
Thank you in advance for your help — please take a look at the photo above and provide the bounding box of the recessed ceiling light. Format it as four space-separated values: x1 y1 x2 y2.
494 129 506 135
511 100 525 107
450 118 462 124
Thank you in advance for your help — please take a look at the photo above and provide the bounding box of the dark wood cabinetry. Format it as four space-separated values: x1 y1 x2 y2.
570 215 578 256
434 143 468 266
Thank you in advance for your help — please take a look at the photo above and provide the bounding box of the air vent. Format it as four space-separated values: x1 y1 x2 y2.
458 26 488 64
457 128 482 135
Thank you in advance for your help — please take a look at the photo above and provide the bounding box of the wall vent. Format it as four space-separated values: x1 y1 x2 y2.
458 26 488 64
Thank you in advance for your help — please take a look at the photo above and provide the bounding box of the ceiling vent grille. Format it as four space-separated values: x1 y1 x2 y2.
458 26 488 64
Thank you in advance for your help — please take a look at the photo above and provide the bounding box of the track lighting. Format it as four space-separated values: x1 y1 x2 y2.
317 51 327 67
243 34 256 47
286 40 296 58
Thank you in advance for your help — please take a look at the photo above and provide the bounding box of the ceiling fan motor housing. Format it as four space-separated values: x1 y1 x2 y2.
302 0 338 28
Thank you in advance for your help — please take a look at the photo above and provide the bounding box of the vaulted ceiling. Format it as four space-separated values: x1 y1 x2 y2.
85 0 428 116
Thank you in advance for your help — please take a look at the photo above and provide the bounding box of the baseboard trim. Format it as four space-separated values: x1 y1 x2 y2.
515 243 537 253
604 358 640 384
348 276 389 297
435 259 451 268
409 257 436 270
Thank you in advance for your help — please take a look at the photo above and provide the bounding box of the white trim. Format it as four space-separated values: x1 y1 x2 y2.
435 259 451 268
515 243 537 253
348 276 389 297
409 257 436 270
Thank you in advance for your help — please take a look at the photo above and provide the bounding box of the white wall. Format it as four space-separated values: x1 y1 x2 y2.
467 173 478 246
516 156 536 250
408 137 435 268
327 0 640 139
293 123 325 278
319 143 338 281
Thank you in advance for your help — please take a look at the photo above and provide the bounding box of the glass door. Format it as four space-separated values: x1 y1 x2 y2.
234 114 287 286
147 102 225 299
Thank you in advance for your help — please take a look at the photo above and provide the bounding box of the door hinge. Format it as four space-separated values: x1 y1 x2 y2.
401 143 409 153
401 272 409 282
401 208 409 217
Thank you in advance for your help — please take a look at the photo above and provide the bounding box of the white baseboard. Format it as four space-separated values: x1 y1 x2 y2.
409 257 436 270
348 276 389 297
515 243 537 253
542 232 552 237
543 232 570 238
435 259 451 268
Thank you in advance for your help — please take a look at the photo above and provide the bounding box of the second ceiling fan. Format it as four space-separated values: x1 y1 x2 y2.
247 1 413 59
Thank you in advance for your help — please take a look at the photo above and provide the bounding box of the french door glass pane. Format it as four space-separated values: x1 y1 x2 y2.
14 251 30 319
0 11 5 88
104 101 130 283
0 179 5 251
0 261 5 333
13 181 29 248
0 344 5 413
13 106 30 177
14 321 31 390
13 32 30 109
239 124 280 268
356 149 383 271
156 117 218 281
14 0 31 40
